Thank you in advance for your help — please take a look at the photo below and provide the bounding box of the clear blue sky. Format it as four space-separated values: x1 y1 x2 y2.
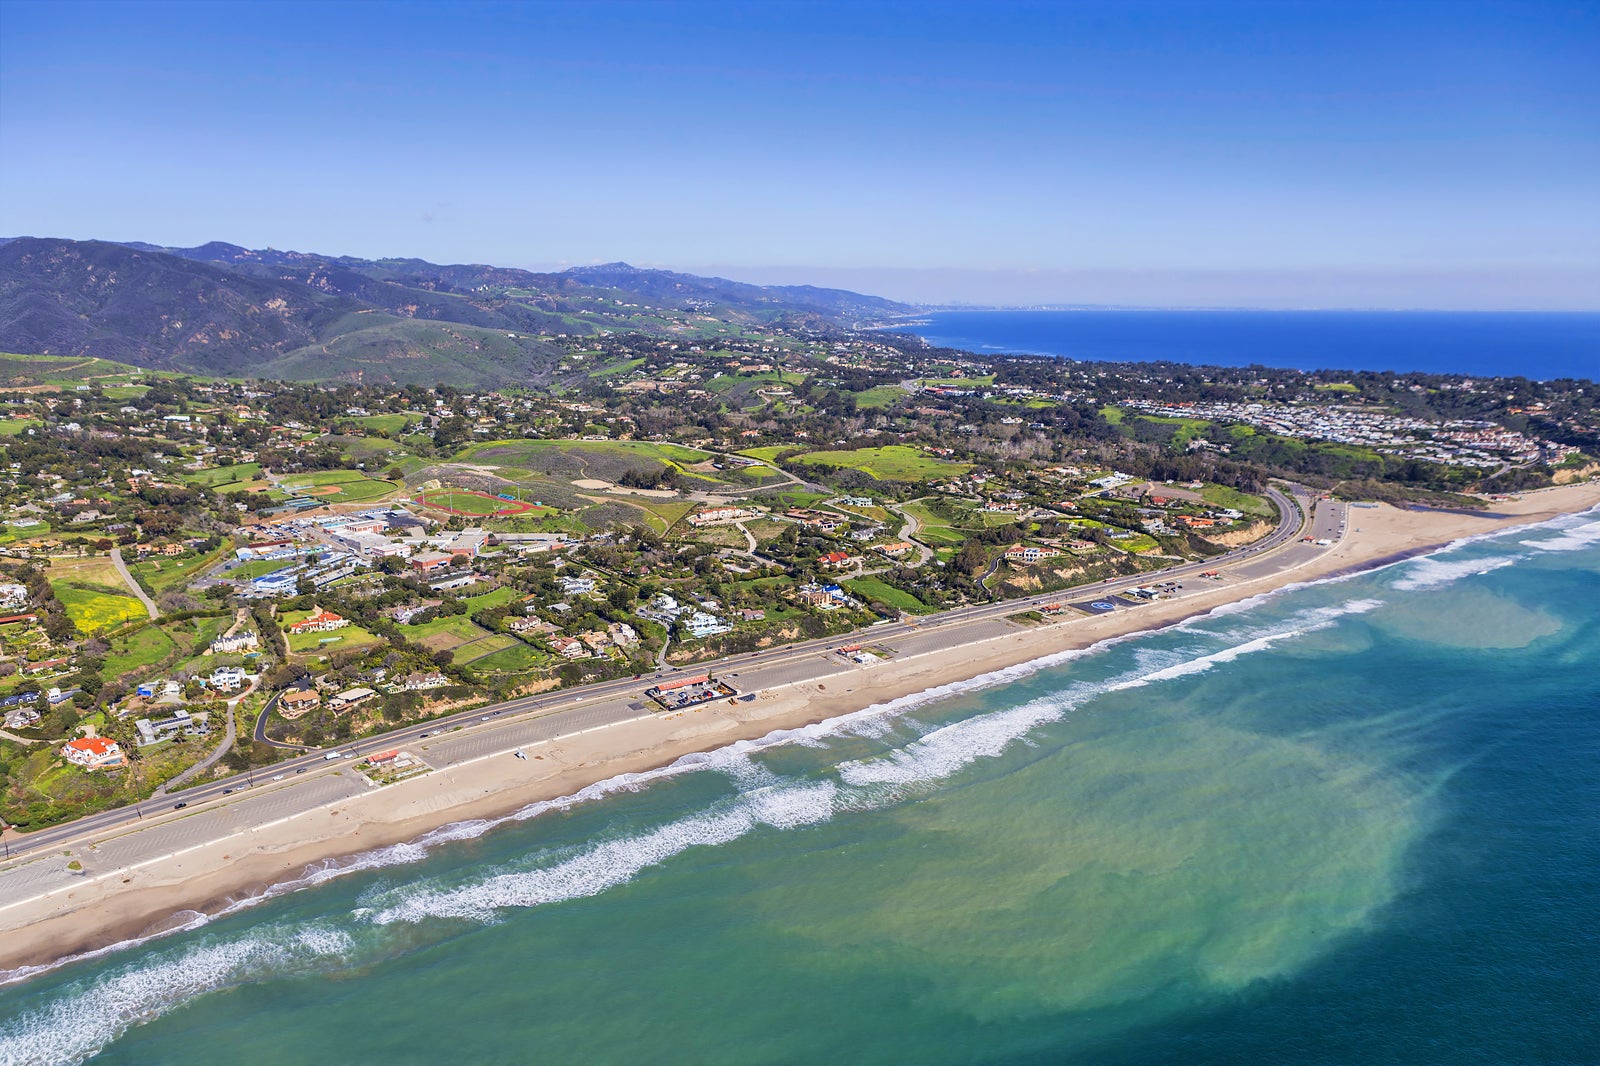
3 0 1596 308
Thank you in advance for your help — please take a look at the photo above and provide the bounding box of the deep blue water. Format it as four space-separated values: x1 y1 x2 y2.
3 508 1599 1064
905 310 1600 381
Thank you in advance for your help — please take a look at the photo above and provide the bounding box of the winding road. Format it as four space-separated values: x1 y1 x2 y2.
110 548 159 620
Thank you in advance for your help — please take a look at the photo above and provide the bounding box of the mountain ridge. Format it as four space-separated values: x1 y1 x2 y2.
0 236 912 385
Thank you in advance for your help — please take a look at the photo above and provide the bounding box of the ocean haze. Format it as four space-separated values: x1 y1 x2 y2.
693 265 1600 312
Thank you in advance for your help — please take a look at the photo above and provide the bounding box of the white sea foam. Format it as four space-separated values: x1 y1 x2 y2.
0 926 353 1066
837 694 1070 789
1390 553 1520 591
1520 518 1600 554
370 779 839 925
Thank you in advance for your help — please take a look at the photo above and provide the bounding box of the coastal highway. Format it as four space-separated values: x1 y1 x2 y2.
0 485 1327 867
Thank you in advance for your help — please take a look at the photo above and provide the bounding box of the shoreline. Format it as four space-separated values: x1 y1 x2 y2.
4 483 1598 978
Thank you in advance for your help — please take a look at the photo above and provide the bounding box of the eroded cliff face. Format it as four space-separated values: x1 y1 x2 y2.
1201 520 1272 548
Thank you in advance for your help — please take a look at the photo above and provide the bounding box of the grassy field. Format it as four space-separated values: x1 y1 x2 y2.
461 586 522 612
406 614 494 649
457 439 712 482
130 541 232 593
417 489 543 517
0 418 40 436
467 641 548 672
919 374 996 387
843 577 932 614
1197 484 1274 516
349 413 421 433
183 462 262 489
1099 405 1126 425
0 351 151 386
280 468 398 503
100 625 177 679
285 623 382 655
850 385 907 409
406 614 520 662
55 585 146 633
794 445 970 482
734 446 797 463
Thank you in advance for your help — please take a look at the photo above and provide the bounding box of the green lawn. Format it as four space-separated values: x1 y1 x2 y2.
794 445 970 482
462 586 521 611
280 469 398 503
0 418 40 436
851 385 906 409
349 413 421 433
183 462 262 489
735 446 796 463
467 642 549 672
1197 484 1274 516
285 624 382 655
843 577 933 614
406 614 494 647
101 625 177 679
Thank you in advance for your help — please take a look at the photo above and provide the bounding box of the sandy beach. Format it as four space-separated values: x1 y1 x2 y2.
4 483 1598 976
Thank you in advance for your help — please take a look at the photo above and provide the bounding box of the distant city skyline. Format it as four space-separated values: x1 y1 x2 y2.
3 0 1596 309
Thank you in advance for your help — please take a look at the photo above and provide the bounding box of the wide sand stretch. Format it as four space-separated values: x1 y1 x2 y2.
3 484 1597 975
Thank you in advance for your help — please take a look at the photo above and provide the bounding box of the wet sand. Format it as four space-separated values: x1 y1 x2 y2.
3 483 1597 975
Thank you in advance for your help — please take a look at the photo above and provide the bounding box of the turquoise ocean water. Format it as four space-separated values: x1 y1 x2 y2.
3 508 1599 1064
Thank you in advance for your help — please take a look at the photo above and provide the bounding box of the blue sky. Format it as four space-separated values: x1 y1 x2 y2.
2 0 1596 308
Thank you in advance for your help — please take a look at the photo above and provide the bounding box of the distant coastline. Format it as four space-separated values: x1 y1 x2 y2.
891 308 1600 381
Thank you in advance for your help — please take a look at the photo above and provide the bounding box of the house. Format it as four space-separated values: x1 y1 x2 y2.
819 551 853 569
548 636 590 659
329 686 377 712
607 622 639 646
209 666 247 691
686 507 753 527
60 736 127 770
874 541 914 557
398 671 449 691
558 575 597 595
1003 544 1061 564
684 611 730 638
287 607 349 634
3 705 40 730
210 632 260 655
278 688 322 716
739 608 766 621
0 582 28 608
794 586 836 608
135 709 202 746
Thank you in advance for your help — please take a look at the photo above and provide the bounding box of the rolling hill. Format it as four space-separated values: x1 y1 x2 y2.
0 236 912 385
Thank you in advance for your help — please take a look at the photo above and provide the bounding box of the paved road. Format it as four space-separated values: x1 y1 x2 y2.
0 484 1317 870
110 548 159 620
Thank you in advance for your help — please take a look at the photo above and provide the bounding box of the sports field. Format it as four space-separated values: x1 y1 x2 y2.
417 489 543 517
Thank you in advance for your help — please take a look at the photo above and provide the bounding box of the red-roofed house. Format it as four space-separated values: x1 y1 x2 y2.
61 736 127 770
287 607 349 634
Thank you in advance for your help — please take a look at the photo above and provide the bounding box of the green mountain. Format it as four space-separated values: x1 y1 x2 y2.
0 237 912 386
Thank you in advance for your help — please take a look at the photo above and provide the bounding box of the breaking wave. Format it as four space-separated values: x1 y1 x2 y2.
0 926 353 1066
1390 553 1519 592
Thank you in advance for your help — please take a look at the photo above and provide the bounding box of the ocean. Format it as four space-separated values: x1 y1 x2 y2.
903 309 1600 380
3 509 1599 1065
